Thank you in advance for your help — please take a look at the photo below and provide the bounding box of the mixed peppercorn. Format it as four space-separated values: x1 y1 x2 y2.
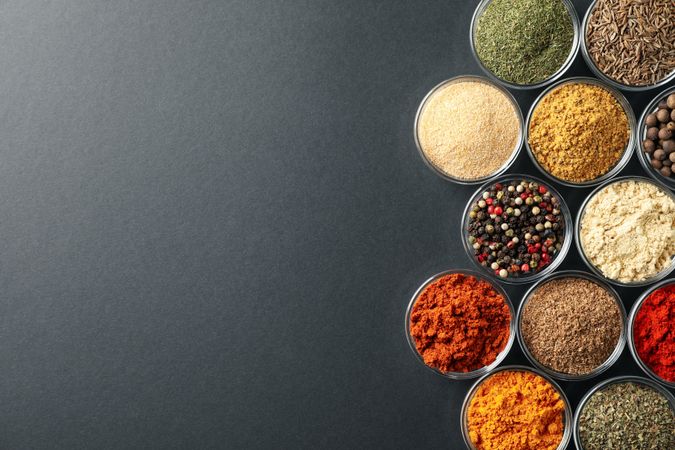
466 179 566 278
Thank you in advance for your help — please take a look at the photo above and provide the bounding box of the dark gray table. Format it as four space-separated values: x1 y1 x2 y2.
0 0 670 448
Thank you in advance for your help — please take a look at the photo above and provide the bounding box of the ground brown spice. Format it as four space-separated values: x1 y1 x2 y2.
528 82 629 183
521 276 622 375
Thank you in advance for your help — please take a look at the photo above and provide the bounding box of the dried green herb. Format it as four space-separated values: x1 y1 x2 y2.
578 382 675 450
474 0 574 85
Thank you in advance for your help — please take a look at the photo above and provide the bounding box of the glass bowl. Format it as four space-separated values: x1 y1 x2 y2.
575 175 675 287
627 278 675 389
461 365 573 450
573 376 675 450
524 77 636 188
404 269 515 380
580 0 675 92
516 270 626 381
461 174 573 285
469 0 580 90
413 75 524 185
635 86 675 191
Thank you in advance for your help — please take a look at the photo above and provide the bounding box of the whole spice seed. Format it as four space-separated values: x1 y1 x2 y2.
521 277 622 375
586 0 675 87
633 283 675 383
578 381 675 450
466 179 566 279
643 93 675 178
467 370 565 450
416 80 520 180
409 273 511 373
528 82 630 183
579 179 675 283
474 0 574 85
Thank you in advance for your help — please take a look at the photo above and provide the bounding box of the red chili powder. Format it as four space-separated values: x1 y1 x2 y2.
633 284 675 382
409 273 511 373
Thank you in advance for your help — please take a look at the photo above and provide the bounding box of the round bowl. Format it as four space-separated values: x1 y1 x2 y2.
575 175 675 287
413 75 524 185
635 85 675 191
461 365 572 450
573 375 675 450
524 77 636 188
516 270 626 381
580 0 675 92
404 269 515 380
469 0 580 90
462 174 573 285
627 278 675 389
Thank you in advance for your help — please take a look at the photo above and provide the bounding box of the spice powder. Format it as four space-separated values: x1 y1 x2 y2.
521 276 622 375
467 370 565 450
580 180 675 283
409 273 510 373
528 82 629 183
417 80 520 181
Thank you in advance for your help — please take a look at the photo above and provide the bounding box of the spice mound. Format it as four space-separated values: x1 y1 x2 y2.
466 178 566 279
408 273 511 373
474 0 574 85
416 79 520 181
633 283 675 383
586 0 675 87
578 381 675 450
528 82 630 183
579 179 675 283
643 93 675 179
467 370 565 450
521 276 622 376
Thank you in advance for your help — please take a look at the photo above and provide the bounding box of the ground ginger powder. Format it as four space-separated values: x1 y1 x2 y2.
467 370 565 450
528 82 629 183
580 180 675 283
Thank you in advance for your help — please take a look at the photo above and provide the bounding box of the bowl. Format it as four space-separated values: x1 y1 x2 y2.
635 86 675 190
580 0 675 92
575 176 675 287
627 278 675 389
517 270 626 381
573 376 675 450
524 77 636 188
461 365 572 450
462 174 573 285
413 75 523 185
470 0 580 90
404 269 515 380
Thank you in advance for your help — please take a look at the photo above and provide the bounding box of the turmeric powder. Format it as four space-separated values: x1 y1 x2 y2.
528 82 629 183
467 369 566 450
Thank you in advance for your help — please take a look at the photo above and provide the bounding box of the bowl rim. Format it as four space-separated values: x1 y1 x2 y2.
626 278 675 389
634 85 675 191
413 75 524 185
572 375 675 450
580 0 675 92
469 0 580 90
524 76 636 188
461 365 573 450
575 175 675 287
461 173 573 285
404 268 515 380
516 270 626 381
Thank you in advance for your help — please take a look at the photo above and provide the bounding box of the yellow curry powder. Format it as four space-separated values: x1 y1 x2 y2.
528 82 629 183
467 370 565 450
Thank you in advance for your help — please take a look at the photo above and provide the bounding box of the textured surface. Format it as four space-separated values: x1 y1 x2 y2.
0 0 669 449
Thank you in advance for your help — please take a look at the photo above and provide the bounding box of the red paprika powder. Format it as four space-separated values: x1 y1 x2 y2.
409 273 511 373
633 283 675 383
